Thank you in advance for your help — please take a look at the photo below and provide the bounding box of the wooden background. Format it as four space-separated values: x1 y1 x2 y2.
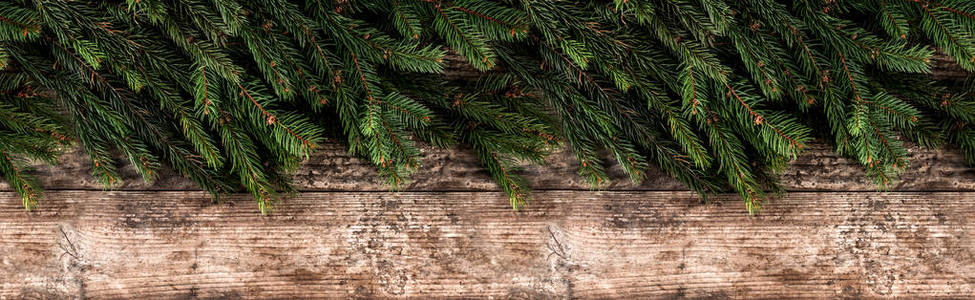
2 56 975 299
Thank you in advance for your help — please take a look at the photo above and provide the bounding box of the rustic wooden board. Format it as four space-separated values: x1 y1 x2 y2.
0 53 971 300
1 191 973 299
6 142 975 193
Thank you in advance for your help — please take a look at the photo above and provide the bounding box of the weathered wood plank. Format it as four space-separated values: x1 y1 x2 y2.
2 191 973 298
7 142 975 193
929 53 971 80
0 37 969 300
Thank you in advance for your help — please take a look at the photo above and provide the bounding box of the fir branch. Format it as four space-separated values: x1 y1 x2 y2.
2 0 975 213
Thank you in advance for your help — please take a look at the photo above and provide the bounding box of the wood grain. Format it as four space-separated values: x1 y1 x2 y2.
929 53 971 80
0 51 971 300
6 142 975 193
1 191 972 299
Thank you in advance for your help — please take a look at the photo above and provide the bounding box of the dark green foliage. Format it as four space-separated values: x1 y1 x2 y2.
1 0 974 213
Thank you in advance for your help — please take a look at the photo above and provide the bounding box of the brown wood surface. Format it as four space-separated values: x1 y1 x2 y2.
2 191 973 298
0 54 973 299
7 142 975 193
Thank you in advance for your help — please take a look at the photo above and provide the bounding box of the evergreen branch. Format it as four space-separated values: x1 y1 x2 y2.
910 0 975 19
349 52 377 103
392 0 421 39
724 84 802 150
918 3 975 69
436 10 483 63
686 65 701 114
879 0 909 39
0 152 38 209
785 24 828 89
3 0 975 213
236 83 314 149
299 25 339 91
837 51 869 132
